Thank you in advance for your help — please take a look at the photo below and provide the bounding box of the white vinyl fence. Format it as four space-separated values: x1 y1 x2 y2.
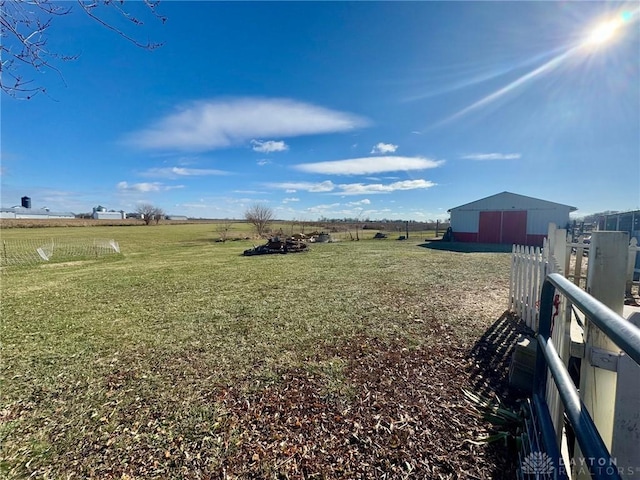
510 226 639 331
509 224 567 331
510 226 640 478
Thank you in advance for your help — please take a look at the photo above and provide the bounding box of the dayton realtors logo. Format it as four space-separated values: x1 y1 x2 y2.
522 452 555 476
522 452 636 478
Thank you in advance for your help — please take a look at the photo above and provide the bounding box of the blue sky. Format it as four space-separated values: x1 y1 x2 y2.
2 1 639 220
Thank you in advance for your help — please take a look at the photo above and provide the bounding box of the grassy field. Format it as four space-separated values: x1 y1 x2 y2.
1 223 518 479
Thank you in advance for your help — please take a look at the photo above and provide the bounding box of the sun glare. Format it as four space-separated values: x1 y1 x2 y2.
584 18 623 47
432 7 640 126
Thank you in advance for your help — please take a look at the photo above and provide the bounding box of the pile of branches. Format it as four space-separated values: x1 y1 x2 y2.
243 237 309 256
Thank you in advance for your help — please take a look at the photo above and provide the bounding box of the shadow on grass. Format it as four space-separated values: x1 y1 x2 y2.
467 310 533 405
418 240 513 253
465 311 534 478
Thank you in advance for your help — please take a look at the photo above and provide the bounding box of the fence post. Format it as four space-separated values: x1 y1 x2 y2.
574 235 587 287
627 238 638 296
548 223 557 258
535 245 545 331
611 312 640 478
509 244 516 311
527 246 535 327
554 228 567 276
575 231 628 478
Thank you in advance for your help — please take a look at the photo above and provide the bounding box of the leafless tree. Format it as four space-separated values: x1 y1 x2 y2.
244 204 274 238
1 0 166 98
136 203 163 226
153 208 164 225
216 219 234 242
353 208 364 241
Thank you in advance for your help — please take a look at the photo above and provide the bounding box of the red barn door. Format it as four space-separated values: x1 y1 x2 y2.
478 211 502 243
502 210 527 245
478 210 528 244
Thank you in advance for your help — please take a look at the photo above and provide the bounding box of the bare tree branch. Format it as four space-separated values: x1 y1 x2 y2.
1 0 165 98
244 204 274 238
216 219 234 242
76 0 165 50
136 203 164 226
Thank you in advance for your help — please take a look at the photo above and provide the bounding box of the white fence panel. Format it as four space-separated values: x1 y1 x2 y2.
510 228 640 478
510 244 547 330
509 230 564 332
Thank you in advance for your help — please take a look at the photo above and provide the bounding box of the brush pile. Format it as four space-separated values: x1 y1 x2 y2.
243 237 309 256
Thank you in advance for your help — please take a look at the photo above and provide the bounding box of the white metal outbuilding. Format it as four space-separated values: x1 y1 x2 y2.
448 191 577 246
0 207 75 219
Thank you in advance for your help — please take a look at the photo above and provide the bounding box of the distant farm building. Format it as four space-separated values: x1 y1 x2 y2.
92 206 125 220
448 191 577 247
0 196 75 219
0 207 76 220
597 210 640 241
166 215 188 221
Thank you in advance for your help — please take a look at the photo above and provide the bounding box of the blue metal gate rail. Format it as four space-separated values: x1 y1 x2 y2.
534 273 640 480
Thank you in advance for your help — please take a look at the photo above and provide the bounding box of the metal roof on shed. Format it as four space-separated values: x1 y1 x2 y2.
447 191 577 213
0 207 75 217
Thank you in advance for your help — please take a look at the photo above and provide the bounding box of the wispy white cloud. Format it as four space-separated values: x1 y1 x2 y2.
348 199 371 205
117 181 184 193
251 139 289 153
462 152 521 161
295 156 443 175
267 181 336 193
127 98 369 151
370 142 398 154
268 179 435 196
257 159 272 166
282 197 300 203
304 202 397 218
305 203 342 215
178 203 209 209
233 190 267 195
141 167 228 179
222 197 272 207
335 179 436 195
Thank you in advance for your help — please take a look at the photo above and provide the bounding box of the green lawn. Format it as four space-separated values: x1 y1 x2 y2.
1 224 514 478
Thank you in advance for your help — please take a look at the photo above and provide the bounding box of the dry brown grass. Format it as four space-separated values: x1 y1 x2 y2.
1 225 520 479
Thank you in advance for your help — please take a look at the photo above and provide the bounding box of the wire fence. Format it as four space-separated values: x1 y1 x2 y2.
0 238 121 267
